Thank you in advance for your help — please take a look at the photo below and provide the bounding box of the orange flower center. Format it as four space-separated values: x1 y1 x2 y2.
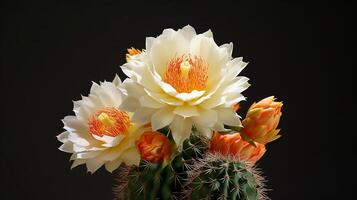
88 108 131 137
163 54 208 93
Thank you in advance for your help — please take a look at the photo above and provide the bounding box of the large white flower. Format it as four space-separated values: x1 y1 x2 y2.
120 25 250 148
57 75 149 173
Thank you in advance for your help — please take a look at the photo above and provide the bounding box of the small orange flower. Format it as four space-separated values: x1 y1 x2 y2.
136 131 172 163
242 96 283 144
210 132 266 163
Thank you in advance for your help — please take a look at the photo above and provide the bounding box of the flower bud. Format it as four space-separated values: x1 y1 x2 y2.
136 131 172 163
242 96 282 144
210 132 266 163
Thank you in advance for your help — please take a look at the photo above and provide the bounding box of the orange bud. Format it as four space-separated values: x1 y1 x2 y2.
136 131 172 163
126 47 142 62
242 96 282 144
210 132 266 163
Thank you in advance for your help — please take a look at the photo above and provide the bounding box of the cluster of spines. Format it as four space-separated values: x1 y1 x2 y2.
114 158 182 200
183 153 268 200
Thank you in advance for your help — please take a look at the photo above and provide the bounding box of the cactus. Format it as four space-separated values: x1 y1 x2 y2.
114 127 268 200
114 127 207 200
183 153 268 200
115 157 182 200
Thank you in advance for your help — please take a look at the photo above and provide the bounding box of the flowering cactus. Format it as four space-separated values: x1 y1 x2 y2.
57 25 284 200
241 96 283 144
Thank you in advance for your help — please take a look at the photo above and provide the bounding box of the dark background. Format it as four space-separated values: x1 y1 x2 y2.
1 1 349 199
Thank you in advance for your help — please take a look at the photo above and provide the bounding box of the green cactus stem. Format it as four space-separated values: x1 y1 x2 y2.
114 157 182 200
114 127 208 200
183 153 268 200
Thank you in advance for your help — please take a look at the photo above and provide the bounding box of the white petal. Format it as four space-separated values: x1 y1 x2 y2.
86 157 105 173
75 151 102 159
195 125 213 138
94 85 118 107
144 88 183 106
62 116 100 145
63 116 87 133
216 108 242 127
59 142 74 153
57 131 69 143
146 37 155 50
220 42 233 59
122 79 146 98
149 65 178 96
89 81 102 94
139 95 164 109
224 93 246 107
151 106 175 130
113 74 122 87
71 159 86 169
77 96 101 122
173 105 199 118
189 76 227 106
202 29 213 38
73 100 81 114
105 158 123 173
170 116 193 148
121 148 141 166
72 143 87 152
120 97 141 112
178 25 197 41
222 76 250 95
192 109 217 128
92 135 126 147
121 61 161 92
68 133 91 146
224 58 248 80
98 148 124 162
131 107 156 124
97 81 123 107
174 90 205 102
199 93 227 109
213 122 230 132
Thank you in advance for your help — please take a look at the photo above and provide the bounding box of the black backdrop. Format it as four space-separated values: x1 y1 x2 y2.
1 1 349 200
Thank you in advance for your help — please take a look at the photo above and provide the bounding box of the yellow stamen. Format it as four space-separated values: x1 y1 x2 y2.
97 113 115 126
180 60 191 79
163 54 208 93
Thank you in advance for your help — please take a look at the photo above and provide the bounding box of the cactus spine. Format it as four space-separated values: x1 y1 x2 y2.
183 153 267 200
115 128 207 200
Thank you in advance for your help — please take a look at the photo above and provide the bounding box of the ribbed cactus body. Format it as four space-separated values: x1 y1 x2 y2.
184 154 266 200
115 129 207 200
116 156 182 200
